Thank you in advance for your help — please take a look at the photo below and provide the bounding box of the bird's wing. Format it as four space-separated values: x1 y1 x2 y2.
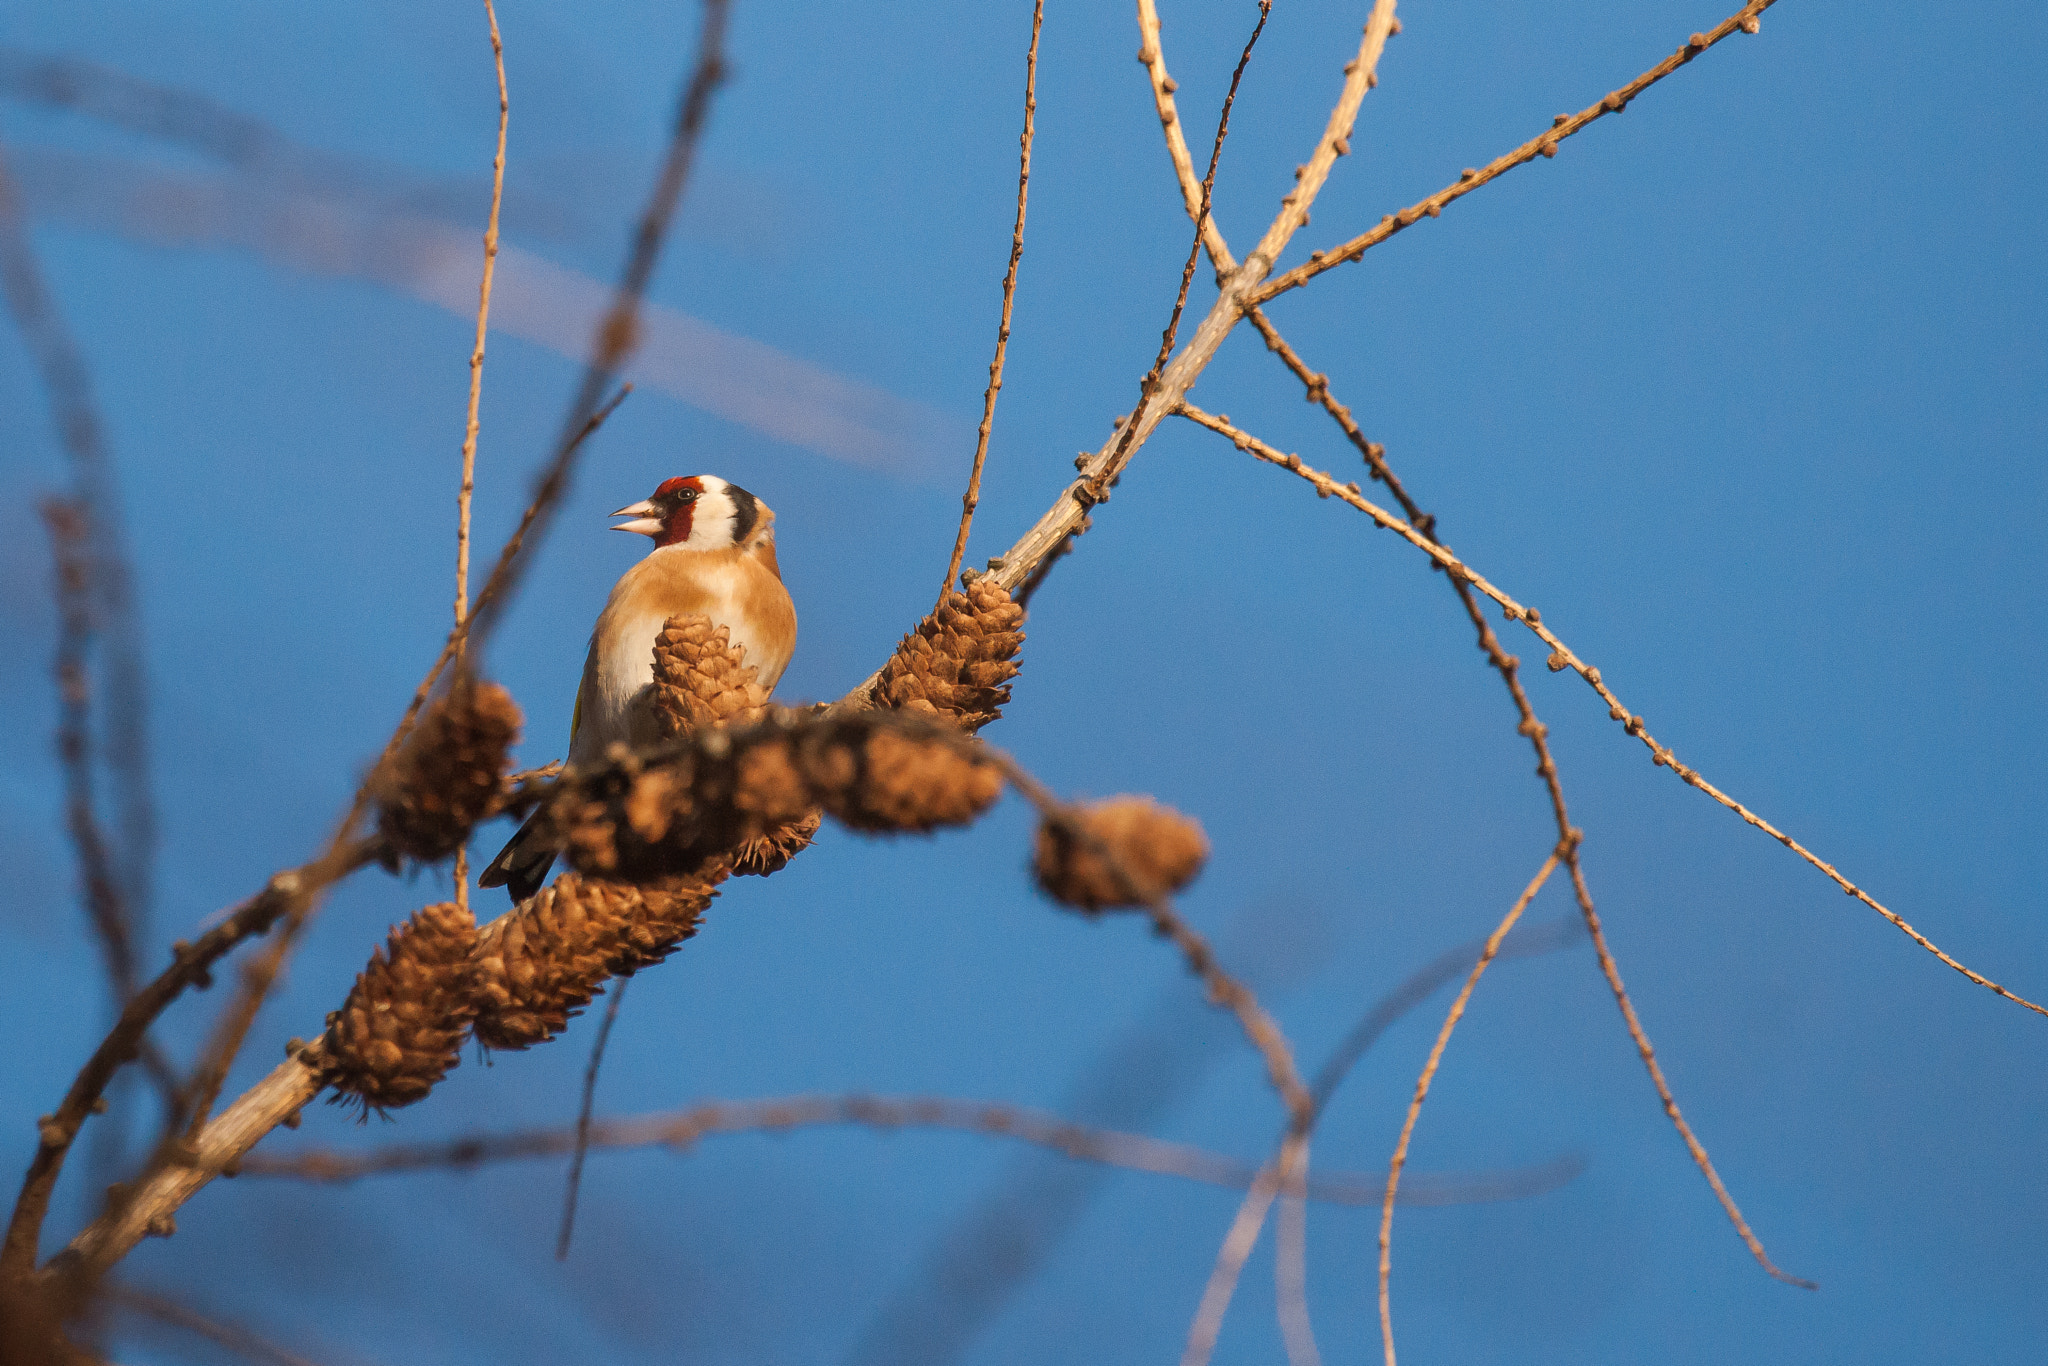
569 633 599 754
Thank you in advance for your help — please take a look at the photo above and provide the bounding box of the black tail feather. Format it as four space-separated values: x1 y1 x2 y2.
477 810 557 904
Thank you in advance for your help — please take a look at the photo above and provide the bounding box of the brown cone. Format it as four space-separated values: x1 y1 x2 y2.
376 678 522 864
651 615 770 739
806 728 1004 833
875 577 1024 731
323 901 480 1112
730 810 822 876
1033 796 1209 912
470 866 727 1050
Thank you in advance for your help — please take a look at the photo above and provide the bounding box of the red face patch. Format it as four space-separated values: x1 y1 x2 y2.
654 476 705 548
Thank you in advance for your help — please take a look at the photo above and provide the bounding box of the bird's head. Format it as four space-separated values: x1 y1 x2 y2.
611 475 773 552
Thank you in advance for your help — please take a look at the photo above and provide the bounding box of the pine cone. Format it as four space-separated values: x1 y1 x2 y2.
805 728 1004 833
874 577 1024 731
1033 796 1209 912
730 810 822 876
376 678 522 864
651 615 770 739
470 867 727 1050
323 901 479 1113
569 733 813 882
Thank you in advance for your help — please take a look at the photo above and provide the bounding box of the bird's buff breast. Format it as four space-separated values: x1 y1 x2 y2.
571 551 788 763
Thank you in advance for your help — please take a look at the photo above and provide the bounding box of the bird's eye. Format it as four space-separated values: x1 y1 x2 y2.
679 489 699 502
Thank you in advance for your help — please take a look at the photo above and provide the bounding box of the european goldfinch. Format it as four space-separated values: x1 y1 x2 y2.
479 474 797 901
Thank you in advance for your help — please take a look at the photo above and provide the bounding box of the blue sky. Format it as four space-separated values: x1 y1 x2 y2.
3 0 2045 1362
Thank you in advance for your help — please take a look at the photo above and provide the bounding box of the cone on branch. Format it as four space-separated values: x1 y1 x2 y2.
376 676 521 864
470 867 727 1051
731 810 822 876
551 715 1004 884
651 614 770 739
323 901 480 1113
875 576 1024 731
1033 796 1209 913
795 724 1004 834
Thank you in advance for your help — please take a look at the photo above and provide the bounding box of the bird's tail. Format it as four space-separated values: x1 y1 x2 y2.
477 810 558 904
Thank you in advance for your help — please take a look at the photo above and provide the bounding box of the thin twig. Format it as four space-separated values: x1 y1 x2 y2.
1098 0 1276 494
829 0 1398 724
456 0 507 647
1 140 165 1285
1135 0 1235 277
1 836 377 1282
1275 1135 1319 1366
468 0 730 647
0 140 154 1004
235 1093 1577 1210
1228 303 1806 1299
940 0 1042 600
555 977 626 1260
989 755 1313 1132
1311 915 1584 1116
451 0 509 922
109 1284 330 1366
1180 1145 1285 1366
995 746 1325 1365
1379 851 1562 1366
1249 0 1781 305
16 245 631 1302
1177 401 1829 1289
39 501 135 1007
1173 401 2045 1023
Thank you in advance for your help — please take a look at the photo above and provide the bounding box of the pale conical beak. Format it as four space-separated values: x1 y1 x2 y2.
610 499 663 537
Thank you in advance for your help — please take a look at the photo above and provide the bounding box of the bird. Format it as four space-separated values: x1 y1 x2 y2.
478 474 797 902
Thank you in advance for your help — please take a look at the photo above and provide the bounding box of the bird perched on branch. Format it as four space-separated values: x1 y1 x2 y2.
479 475 797 901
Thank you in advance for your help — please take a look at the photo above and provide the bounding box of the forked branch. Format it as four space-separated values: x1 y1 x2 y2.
1174 401 2046 1021
1249 0 1782 304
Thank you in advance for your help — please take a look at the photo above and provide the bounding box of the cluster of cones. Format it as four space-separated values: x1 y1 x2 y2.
328 580 1204 1115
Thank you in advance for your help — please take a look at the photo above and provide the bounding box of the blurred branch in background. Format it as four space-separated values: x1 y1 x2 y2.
0 143 153 1049
0 137 162 1311
0 52 953 476
109 1284 332 1366
235 1091 1583 1213
854 900 1583 1366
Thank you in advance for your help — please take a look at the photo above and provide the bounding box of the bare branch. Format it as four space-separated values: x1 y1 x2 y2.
137 0 717 1187
455 0 508 648
1249 0 1781 305
555 977 626 1260
109 1285 332 1366
0 138 154 989
1275 1135 1319 1366
1312 915 1584 1116
11 0 676 1271
1096 0 1277 504
38 501 136 1007
2 836 377 1283
233 1092 1578 1212
990 754 1313 1132
1135 0 1236 275
1174 401 2048 1022
1379 850 1562 1366
940 0 1042 599
1180 1139 1287 1366
467 0 730 648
